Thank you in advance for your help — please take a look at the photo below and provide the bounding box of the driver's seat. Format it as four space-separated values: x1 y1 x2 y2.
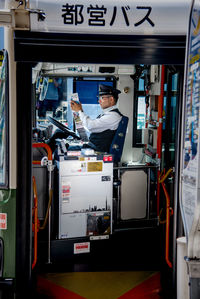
109 115 129 163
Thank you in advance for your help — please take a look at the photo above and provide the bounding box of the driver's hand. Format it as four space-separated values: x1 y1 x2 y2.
70 100 83 112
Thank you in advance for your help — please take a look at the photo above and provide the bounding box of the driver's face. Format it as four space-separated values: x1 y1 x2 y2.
98 95 114 109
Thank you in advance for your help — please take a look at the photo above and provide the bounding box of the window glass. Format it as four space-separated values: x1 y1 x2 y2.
36 76 115 136
137 96 146 129
170 96 177 141
133 68 148 147
162 96 167 130
138 78 144 91
37 77 64 118
36 76 69 132
0 51 8 187
172 73 178 91
0 28 4 50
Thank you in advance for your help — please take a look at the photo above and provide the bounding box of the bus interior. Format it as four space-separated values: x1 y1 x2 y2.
30 60 184 296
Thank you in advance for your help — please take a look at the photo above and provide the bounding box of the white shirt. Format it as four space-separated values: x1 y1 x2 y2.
78 105 122 133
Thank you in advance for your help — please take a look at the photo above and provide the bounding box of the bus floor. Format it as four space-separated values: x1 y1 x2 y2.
35 270 162 299
32 228 171 299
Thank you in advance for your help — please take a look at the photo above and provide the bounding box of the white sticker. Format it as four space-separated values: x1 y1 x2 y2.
90 235 109 241
62 181 71 202
74 242 90 254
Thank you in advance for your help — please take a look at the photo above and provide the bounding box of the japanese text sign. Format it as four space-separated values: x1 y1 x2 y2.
30 0 190 35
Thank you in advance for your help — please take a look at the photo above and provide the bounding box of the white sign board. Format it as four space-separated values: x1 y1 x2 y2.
29 0 191 35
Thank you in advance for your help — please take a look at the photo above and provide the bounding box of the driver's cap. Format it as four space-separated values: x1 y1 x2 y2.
99 84 121 97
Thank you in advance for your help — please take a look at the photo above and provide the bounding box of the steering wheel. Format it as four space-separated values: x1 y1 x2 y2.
47 116 81 140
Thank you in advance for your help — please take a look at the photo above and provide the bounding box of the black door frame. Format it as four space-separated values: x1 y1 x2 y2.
14 30 186 296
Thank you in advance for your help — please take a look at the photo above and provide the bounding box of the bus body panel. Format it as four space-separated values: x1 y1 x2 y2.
0 1 196 297
0 189 16 278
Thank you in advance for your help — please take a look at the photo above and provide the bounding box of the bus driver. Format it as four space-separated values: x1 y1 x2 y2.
70 84 122 153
